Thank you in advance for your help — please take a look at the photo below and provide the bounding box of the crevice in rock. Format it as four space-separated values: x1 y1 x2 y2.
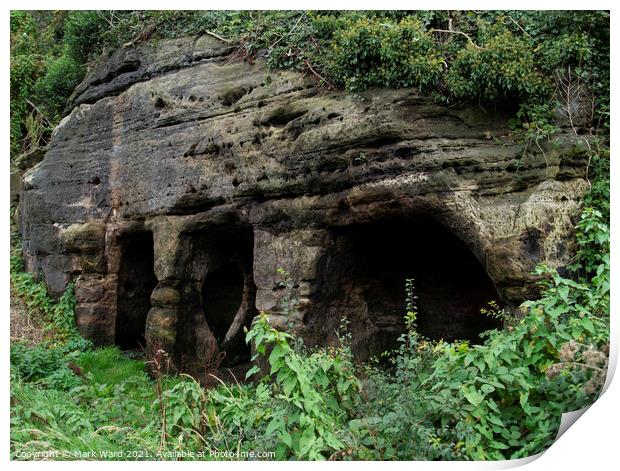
90 59 141 87
260 107 307 127
220 86 255 107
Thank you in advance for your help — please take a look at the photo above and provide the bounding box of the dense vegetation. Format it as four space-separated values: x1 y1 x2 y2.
10 10 610 461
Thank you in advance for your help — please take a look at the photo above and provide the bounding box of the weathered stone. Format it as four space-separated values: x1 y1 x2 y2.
150 284 182 307
145 306 178 358
74 273 118 344
18 35 590 371
75 304 116 346
10 166 22 204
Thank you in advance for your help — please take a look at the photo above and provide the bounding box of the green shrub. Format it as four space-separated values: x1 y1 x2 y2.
445 26 549 104
10 342 84 391
157 376 206 438
34 53 85 119
11 232 86 345
329 17 444 92
10 12 46 158
206 313 359 460
10 266 81 343
11 348 159 459
63 11 108 62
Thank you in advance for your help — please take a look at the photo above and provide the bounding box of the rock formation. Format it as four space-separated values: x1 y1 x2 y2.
18 35 591 371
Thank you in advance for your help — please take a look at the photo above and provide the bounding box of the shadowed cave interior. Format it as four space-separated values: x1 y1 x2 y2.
111 217 502 365
200 225 257 367
115 231 158 350
310 216 503 362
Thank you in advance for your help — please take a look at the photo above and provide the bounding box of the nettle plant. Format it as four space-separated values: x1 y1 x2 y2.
156 375 207 443
207 312 359 460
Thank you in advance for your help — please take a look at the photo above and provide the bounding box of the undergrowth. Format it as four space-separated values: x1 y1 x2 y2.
10 233 83 344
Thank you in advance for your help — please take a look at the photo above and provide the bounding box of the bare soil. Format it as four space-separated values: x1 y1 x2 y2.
10 288 46 346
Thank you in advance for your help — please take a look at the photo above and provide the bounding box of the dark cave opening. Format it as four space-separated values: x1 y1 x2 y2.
321 216 502 361
200 225 257 367
115 231 158 350
202 262 245 343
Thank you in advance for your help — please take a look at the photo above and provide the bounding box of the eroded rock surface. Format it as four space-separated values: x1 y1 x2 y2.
19 35 591 370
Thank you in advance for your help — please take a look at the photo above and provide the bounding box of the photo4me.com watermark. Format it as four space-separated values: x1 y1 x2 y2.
14 449 276 460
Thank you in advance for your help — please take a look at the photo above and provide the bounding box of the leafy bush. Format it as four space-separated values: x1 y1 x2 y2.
62 11 109 63
10 233 84 344
206 313 359 459
444 26 549 104
34 53 86 120
329 17 444 92
11 342 83 390
157 376 206 438
10 347 164 459
10 11 46 158
10 268 80 344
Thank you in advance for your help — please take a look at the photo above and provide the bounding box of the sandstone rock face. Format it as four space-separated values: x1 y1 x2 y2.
19 36 590 370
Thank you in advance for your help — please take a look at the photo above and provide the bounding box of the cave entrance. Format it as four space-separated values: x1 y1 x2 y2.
202 261 245 347
324 216 502 361
115 231 158 350
200 225 256 368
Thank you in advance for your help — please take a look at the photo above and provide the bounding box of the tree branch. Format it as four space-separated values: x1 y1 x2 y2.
506 16 534 40
202 30 233 44
430 28 483 49
303 59 334 89
25 99 52 128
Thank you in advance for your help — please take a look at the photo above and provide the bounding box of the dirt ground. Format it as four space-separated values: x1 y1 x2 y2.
10 289 46 346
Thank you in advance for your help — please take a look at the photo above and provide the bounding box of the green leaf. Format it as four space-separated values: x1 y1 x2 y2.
519 392 532 414
245 365 261 380
487 414 504 427
278 429 293 448
266 416 283 436
282 375 297 396
299 425 316 456
463 386 484 407
582 316 595 334
474 423 493 441
269 343 287 365
491 441 510 450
